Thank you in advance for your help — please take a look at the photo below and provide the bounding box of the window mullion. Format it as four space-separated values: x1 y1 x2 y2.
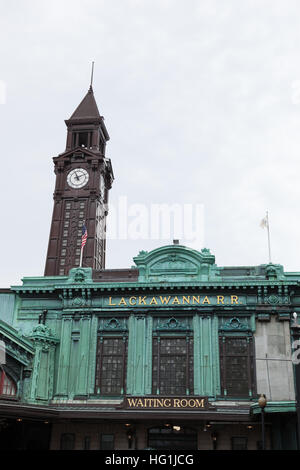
121 336 127 395
222 337 227 396
186 336 190 395
246 337 252 397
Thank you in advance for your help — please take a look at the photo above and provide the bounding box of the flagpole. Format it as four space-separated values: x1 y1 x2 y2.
79 219 85 268
260 211 272 264
266 211 272 263
79 246 83 268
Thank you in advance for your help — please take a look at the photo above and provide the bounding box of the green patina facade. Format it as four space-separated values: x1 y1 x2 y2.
0 244 298 402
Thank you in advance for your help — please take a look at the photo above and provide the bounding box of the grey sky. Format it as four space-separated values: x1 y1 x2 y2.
1 0 300 287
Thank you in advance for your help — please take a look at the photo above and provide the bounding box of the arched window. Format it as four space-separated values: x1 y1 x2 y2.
0 370 17 396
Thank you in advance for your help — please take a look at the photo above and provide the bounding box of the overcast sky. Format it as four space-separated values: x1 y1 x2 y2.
1 0 300 287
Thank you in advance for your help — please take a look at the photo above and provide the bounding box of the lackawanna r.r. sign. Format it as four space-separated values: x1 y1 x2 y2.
106 294 242 307
124 396 209 410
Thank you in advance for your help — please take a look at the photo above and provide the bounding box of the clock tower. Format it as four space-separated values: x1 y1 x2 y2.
44 85 114 276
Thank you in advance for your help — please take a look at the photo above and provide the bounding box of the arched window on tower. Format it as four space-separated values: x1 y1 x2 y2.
72 131 91 149
0 369 17 397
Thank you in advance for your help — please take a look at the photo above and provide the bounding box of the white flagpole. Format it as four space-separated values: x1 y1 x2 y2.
79 220 85 268
266 211 272 264
260 211 272 264
79 245 83 268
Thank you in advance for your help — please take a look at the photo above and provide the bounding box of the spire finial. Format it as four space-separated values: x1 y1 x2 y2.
89 61 95 91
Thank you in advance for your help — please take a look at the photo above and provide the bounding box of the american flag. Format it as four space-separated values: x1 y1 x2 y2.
81 223 88 249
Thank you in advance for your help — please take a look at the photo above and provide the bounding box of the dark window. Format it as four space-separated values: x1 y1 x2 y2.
219 336 255 398
72 132 90 149
152 337 193 395
100 434 114 450
78 132 88 148
231 437 248 450
60 433 75 450
95 337 127 396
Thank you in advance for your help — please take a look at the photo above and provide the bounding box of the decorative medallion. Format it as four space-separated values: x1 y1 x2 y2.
219 317 250 332
99 318 127 332
156 317 189 331
72 297 85 307
267 294 280 305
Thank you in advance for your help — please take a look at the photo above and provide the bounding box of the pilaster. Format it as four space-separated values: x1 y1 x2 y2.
127 314 152 395
55 315 72 397
193 314 219 396
76 315 91 397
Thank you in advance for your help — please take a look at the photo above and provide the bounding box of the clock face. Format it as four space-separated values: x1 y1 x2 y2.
67 168 89 189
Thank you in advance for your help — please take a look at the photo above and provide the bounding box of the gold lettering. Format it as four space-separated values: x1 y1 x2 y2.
202 296 210 304
108 296 116 306
172 296 180 305
127 398 138 407
159 296 171 305
129 296 137 306
127 396 206 409
119 297 127 306
192 296 200 304
195 398 205 408
139 296 147 305
217 295 224 304
231 295 239 305
144 398 150 407
150 296 158 305
182 296 190 304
